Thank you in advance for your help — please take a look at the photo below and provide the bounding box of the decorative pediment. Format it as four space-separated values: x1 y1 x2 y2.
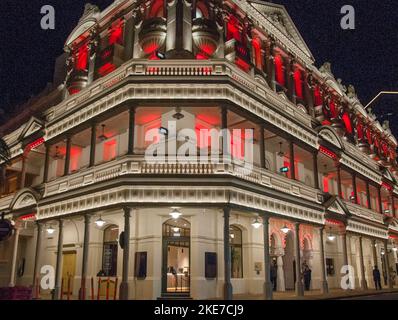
10 189 40 211
18 117 44 141
248 0 314 60
324 196 350 217
317 126 344 150
383 168 395 183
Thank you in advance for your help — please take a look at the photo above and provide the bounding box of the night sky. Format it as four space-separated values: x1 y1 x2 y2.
0 0 397 135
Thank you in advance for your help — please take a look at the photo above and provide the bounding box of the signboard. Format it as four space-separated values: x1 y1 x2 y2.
0 219 13 242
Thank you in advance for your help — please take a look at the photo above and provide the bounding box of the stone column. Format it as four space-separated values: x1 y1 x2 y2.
366 181 372 210
89 123 97 167
262 214 272 300
0 166 6 195
128 107 136 155
294 222 304 296
221 106 229 161
289 141 295 180
313 151 319 189
384 240 393 289
352 173 357 204
319 227 329 294
276 255 285 292
32 222 42 298
119 207 131 300
391 193 396 218
372 239 378 267
79 214 91 300
337 164 342 198
9 226 20 287
359 236 368 290
19 155 27 189
64 136 72 176
378 186 383 214
341 232 349 270
43 144 50 184
223 207 233 300
52 219 64 300
265 38 276 91
259 126 266 169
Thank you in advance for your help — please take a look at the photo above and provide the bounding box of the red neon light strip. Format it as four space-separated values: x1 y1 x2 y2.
319 146 338 160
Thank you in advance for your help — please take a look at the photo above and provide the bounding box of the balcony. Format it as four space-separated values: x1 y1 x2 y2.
43 155 322 204
344 200 385 224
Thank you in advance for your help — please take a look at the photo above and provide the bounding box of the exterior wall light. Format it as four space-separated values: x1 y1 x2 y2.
46 226 55 235
327 234 336 241
95 216 106 227
251 217 262 229
170 208 182 219
281 225 290 234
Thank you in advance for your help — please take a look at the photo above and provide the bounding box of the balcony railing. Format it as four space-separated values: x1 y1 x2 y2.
43 155 322 204
344 200 385 224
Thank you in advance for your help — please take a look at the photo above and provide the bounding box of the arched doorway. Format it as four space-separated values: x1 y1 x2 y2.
283 232 295 290
162 218 191 296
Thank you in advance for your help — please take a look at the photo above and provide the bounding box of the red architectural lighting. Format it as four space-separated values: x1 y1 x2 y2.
319 146 338 160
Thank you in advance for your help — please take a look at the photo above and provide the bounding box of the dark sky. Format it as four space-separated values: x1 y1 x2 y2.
0 0 397 134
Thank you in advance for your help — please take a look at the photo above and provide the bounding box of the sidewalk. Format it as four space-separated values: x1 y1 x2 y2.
233 287 398 300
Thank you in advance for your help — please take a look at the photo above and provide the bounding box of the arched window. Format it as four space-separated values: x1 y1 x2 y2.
274 55 285 86
102 225 119 277
293 68 303 99
230 226 243 278
252 38 262 70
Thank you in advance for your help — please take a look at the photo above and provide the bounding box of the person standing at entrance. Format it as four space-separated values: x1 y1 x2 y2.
270 260 278 291
373 265 382 290
303 265 312 291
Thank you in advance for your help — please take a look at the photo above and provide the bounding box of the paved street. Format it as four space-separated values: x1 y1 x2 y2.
341 292 398 300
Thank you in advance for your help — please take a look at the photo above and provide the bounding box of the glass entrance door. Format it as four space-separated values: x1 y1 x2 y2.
162 218 191 295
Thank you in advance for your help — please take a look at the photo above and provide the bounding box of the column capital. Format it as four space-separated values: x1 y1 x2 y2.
122 206 132 217
83 214 91 224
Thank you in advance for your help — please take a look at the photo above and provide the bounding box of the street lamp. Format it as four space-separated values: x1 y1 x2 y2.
365 91 398 110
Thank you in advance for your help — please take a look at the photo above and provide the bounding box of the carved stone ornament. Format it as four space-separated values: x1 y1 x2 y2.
347 84 357 98
80 3 100 21
319 62 332 74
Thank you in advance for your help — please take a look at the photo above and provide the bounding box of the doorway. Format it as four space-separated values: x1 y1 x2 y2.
162 218 191 295
62 251 76 296
283 232 295 290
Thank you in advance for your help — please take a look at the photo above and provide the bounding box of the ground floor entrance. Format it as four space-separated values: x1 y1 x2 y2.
161 218 191 297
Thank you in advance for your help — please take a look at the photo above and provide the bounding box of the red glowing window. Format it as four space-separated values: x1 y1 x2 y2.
342 112 353 134
274 55 285 86
252 38 262 70
109 23 124 45
329 100 338 119
75 45 88 71
323 176 329 193
196 2 209 18
314 86 322 106
103 139 117 162
356 121 364 139
69 146 82 172
226 16 241 42
294 69 303 98
365 128 372 145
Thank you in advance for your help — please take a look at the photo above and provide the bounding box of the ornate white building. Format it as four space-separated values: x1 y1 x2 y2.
0 0 398 300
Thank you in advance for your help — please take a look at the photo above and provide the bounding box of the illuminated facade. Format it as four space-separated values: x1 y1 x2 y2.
0 0 398 300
